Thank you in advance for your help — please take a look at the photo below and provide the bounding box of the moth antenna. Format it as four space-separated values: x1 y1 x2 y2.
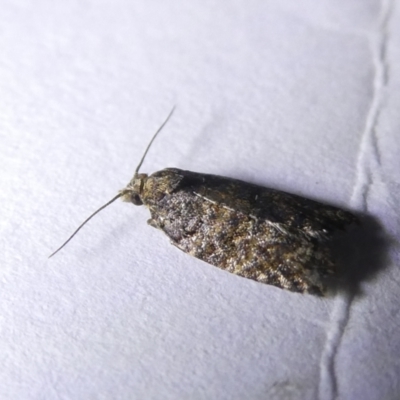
49 192 123 258
50 107 175 258
135 106 176 175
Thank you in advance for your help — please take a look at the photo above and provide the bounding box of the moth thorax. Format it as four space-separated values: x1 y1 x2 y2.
121 173 148 206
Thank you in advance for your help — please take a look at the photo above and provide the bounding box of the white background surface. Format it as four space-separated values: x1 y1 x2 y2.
1 1 399 399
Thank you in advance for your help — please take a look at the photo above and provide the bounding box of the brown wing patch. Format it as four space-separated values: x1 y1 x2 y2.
148 189 335 295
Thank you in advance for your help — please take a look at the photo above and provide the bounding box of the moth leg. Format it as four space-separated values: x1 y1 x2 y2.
169 239 188 254
147 218 160 229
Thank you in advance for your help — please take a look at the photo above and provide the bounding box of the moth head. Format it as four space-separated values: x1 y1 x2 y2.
120 106 175 207
121 173 148 206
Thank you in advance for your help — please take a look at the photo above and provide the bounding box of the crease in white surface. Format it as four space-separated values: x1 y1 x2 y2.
318 1 393 399
318 292 353 400
350 0 392 210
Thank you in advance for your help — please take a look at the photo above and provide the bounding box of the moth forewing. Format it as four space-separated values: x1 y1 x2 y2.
126 168 357 295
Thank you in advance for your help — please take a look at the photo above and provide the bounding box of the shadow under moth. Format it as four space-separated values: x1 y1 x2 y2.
51 108 358 295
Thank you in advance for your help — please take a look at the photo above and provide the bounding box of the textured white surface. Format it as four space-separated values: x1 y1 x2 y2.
1 1 399 399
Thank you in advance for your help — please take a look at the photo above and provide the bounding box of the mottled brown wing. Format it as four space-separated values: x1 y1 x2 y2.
145 169 342 294
161 168 357 239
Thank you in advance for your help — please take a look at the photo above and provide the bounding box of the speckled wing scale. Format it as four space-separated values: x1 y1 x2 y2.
122 168 357 295
50 108 358 296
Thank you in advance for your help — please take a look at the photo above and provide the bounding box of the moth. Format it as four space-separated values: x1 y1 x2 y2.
51 108 357 295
